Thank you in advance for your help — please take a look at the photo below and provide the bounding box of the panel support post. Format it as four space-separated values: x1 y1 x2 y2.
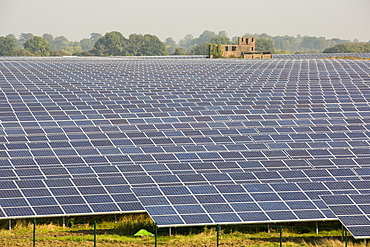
115 215 117 224
364 239 367 246
216 224 220 247
341 225 344 241
154 223 158 247
267 223 270 233
33 218 36 247
93 221 97 247
279 225 283 247
8 219 11 230
169 227 172 236
315 221 318 235
345 229 348 247
62 217 65 227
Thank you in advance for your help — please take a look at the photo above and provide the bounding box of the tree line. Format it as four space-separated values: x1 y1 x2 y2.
0 30 368 56
0 32 167 56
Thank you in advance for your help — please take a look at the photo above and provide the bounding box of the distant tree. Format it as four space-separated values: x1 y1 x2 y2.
42 33 54 44
53 36 69 50
129 34 168 56
165 37 176 47
273 35 299 52
256 39 275 52
15 49 33 56
210 36 233 44
19 33 34 42
179 34 195 49
164 37 176 54
191 43 209 55
23 36 50 56
217 31 228 37
90 31 127 56
90 33 103 43
0 37 16 56
6 34 20 49
196 30 216 45
301 36 330 51
323 43 370 53
173 48 186 55
80 38 94 51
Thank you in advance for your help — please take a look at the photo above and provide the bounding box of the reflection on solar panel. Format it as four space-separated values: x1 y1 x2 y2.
0 55 370 236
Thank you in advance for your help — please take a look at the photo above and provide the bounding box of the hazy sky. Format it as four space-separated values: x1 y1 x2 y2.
1 0 369 42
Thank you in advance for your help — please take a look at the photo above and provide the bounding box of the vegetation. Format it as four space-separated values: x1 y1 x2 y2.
0 215 364 247
0 37 16 56
0 30 366 56
325 56 370 60
23 36 50 56
90 31 128 56
323 43 370 53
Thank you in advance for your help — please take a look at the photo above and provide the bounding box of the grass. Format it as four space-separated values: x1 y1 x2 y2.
0 215 365 246
325 56 370 60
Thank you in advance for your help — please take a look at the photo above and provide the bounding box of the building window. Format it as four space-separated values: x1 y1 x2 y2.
251 38 254 42
246 38 249 44
252 47 254 51
225 46 229 51
232 46 237 51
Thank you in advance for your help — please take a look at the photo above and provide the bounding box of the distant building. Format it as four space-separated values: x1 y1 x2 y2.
209 37 272 59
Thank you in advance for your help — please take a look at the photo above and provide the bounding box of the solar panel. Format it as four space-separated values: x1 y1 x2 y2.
321 194 370 239
1 55 370 228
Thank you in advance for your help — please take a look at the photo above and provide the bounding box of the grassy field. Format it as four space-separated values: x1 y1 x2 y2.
0 214 365 247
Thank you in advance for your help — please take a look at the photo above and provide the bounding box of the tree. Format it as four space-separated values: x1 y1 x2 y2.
191 43 209 55
90 33 103 43
165 37 177 54
0 37 16 56
90 31 127 56
323 43 370 53
127 34 168 56
42 33 54 44
53 36 69 50
210 36 233 44
196 30 216 45
6 34 20 49
255 39 275 52
19 33 34 42
15 49 33 56
23 36 50 56
218 31 228 37
173 48 186 55
80 38 94 51
179 34 195 49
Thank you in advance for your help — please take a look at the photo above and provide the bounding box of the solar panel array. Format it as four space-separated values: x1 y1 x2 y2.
0 55 370 237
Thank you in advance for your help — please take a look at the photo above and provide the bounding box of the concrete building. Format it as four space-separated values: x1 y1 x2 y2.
209 37 272 59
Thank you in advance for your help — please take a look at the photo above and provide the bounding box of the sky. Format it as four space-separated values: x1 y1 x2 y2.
1 0 369 42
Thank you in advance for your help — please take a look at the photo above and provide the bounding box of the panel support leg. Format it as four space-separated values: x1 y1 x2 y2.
316 221 318 235
93 221 97 247
216 224 220 247
62 217 65 227
169 227 172 236
33 218 36 247
267 223 270 233
8 219 11 230
279 225 283 247
364 239 367 247
154 223 158 247
345 229 348 247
